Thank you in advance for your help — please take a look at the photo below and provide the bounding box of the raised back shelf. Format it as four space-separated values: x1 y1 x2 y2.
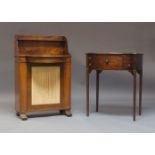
15 35 69 56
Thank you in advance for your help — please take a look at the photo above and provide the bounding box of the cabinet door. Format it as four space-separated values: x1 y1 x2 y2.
28 63 65 111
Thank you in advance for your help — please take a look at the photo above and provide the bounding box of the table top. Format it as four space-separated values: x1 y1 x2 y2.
86 52 143 55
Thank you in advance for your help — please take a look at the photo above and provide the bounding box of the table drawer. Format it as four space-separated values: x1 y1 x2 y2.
122 55 135 69
88 55 123 70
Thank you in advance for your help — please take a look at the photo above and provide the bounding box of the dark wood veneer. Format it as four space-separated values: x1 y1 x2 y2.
86 52 143 121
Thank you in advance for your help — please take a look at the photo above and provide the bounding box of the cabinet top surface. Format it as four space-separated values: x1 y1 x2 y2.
15 35 66 41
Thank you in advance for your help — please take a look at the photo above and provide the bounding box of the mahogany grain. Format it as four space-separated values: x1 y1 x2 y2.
15 35 72 120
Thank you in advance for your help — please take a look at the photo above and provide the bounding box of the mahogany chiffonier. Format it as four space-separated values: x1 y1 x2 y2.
15 35 72 120
86 52 143 121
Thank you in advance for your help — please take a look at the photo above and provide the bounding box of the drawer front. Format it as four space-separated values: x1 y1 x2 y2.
88 55 123 70
122 55 134 69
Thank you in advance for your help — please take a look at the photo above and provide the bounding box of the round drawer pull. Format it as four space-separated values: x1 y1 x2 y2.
128 64 131 67
105 57 109 64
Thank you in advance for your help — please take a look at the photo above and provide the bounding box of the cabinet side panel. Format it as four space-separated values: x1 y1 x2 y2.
63 60 71 109
15 62 19 113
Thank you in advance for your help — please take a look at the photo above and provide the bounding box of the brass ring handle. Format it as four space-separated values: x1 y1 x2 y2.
105 57 109 64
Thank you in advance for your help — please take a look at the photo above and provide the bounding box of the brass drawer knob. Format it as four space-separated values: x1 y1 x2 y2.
105 57 109 64
128 64 131 67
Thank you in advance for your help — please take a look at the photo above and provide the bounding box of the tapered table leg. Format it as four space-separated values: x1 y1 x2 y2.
86 69 90 116
133 70 137 121
96 71 100 112
139 71 143 115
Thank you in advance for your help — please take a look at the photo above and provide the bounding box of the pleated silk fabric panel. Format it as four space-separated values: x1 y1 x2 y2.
32 66 60 105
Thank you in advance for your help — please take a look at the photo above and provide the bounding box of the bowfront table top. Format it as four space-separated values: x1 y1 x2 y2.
86 52 143 121
86 52 142 54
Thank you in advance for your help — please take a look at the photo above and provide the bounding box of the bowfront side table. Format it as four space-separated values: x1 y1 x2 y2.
86 52 143 121
15 35 72 120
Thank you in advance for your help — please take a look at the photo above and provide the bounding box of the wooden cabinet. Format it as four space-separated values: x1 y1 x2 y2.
15 35 72 120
